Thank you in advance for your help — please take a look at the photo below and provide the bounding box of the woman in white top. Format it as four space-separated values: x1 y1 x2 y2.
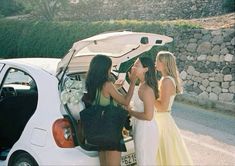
154 51 193 165
128 57 159 166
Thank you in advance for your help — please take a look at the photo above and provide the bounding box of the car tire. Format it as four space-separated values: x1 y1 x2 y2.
10 152 38 166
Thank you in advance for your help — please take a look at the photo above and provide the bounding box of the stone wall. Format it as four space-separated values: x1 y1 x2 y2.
172 28 235 104
68 0 227 21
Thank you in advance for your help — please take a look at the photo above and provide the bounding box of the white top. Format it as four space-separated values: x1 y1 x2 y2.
132 85 157 115
131 86 159 165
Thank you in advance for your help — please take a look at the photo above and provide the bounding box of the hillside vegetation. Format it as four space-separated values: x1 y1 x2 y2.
0 19 200 59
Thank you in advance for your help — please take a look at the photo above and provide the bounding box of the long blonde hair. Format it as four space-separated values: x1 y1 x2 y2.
156 51 182 94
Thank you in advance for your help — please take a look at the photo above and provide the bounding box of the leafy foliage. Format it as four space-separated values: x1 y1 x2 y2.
223 0 235 12
0 19 199 59
0 0 25 16
14 0 70 21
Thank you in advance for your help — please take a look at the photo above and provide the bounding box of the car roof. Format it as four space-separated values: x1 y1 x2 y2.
0 58 61 75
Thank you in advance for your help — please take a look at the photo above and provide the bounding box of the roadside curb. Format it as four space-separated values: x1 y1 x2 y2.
175 93 235 116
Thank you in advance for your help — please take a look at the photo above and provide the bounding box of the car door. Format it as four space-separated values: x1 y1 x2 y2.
0 64 38 159
0 63 6 83
0 63 4 72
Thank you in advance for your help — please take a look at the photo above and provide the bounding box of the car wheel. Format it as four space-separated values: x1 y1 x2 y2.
10 152 38 166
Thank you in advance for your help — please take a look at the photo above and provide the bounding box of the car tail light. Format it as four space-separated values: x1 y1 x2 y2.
52 118 75 148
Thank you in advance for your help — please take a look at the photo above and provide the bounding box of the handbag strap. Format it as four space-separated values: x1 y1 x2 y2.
95 89 101 105
110 96 114 105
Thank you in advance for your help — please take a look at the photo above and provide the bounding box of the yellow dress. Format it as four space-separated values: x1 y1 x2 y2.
155 76 193 165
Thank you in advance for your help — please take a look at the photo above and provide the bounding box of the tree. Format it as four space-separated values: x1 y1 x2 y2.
0 0 25 16
23 0 69 21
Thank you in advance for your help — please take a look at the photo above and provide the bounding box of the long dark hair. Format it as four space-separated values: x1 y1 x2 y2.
83 55 112 104
139 57 159 99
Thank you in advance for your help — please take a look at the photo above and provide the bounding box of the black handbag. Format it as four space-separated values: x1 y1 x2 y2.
80 90 128 151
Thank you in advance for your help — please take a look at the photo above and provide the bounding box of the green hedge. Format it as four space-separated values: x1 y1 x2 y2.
0 19 200 59
223 0 235 12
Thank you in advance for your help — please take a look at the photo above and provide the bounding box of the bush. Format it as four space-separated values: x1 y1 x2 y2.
223 0 235 12
0 0 25 17
0 19 199 59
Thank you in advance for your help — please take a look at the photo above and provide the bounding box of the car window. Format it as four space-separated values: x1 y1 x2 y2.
0 68 38 99
3 68 32 90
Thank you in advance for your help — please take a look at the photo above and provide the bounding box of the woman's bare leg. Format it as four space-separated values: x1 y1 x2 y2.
106 151 121 166
99 151 106 166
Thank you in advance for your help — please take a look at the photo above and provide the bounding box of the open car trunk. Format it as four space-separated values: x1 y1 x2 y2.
56 31 173 162
56 31 173 76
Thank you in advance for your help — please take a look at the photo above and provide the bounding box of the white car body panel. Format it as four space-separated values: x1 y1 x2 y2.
0 31 173 165
0 58 130 165
0 59 71 165
0 64 4 71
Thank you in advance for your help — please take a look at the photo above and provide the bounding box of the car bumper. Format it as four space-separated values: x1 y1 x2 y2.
38 139 136 165
5 137 135 166
36 146 99 165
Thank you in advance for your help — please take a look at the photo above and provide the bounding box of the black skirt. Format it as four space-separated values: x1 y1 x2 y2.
98 136 127 152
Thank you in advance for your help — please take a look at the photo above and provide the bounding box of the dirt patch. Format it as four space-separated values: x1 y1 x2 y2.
185 12 235 29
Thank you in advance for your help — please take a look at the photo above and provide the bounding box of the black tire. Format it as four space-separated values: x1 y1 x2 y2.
10 152 38 166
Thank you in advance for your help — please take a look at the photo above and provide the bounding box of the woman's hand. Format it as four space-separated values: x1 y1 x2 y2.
123 105 132 113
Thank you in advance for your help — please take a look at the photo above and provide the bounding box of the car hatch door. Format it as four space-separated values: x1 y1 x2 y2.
56 31 173 81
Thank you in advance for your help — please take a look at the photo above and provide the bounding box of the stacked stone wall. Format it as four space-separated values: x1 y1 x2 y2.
172 28 235 103
68 0 227 21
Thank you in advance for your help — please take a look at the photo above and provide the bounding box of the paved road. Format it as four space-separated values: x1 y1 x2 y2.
172 102 235 166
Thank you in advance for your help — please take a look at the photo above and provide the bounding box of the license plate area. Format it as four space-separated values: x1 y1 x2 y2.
121 153 136 166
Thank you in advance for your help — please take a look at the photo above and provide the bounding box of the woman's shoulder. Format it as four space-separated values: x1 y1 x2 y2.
142 84 155 96
103 81 113 89
161 76 176 87
103 81 115 94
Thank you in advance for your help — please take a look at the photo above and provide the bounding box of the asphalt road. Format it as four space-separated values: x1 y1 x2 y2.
172 102 235 166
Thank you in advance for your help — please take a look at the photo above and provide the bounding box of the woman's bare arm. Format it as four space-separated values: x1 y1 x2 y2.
105 81 136 106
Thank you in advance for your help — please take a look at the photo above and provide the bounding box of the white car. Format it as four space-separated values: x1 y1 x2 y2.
0 31 172 166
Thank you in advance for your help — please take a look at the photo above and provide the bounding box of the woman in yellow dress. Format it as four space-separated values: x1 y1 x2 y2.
154 51 193 165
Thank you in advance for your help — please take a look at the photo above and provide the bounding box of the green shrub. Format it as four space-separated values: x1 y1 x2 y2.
0 0 25 16
223 0 235 12
0 19 199 59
